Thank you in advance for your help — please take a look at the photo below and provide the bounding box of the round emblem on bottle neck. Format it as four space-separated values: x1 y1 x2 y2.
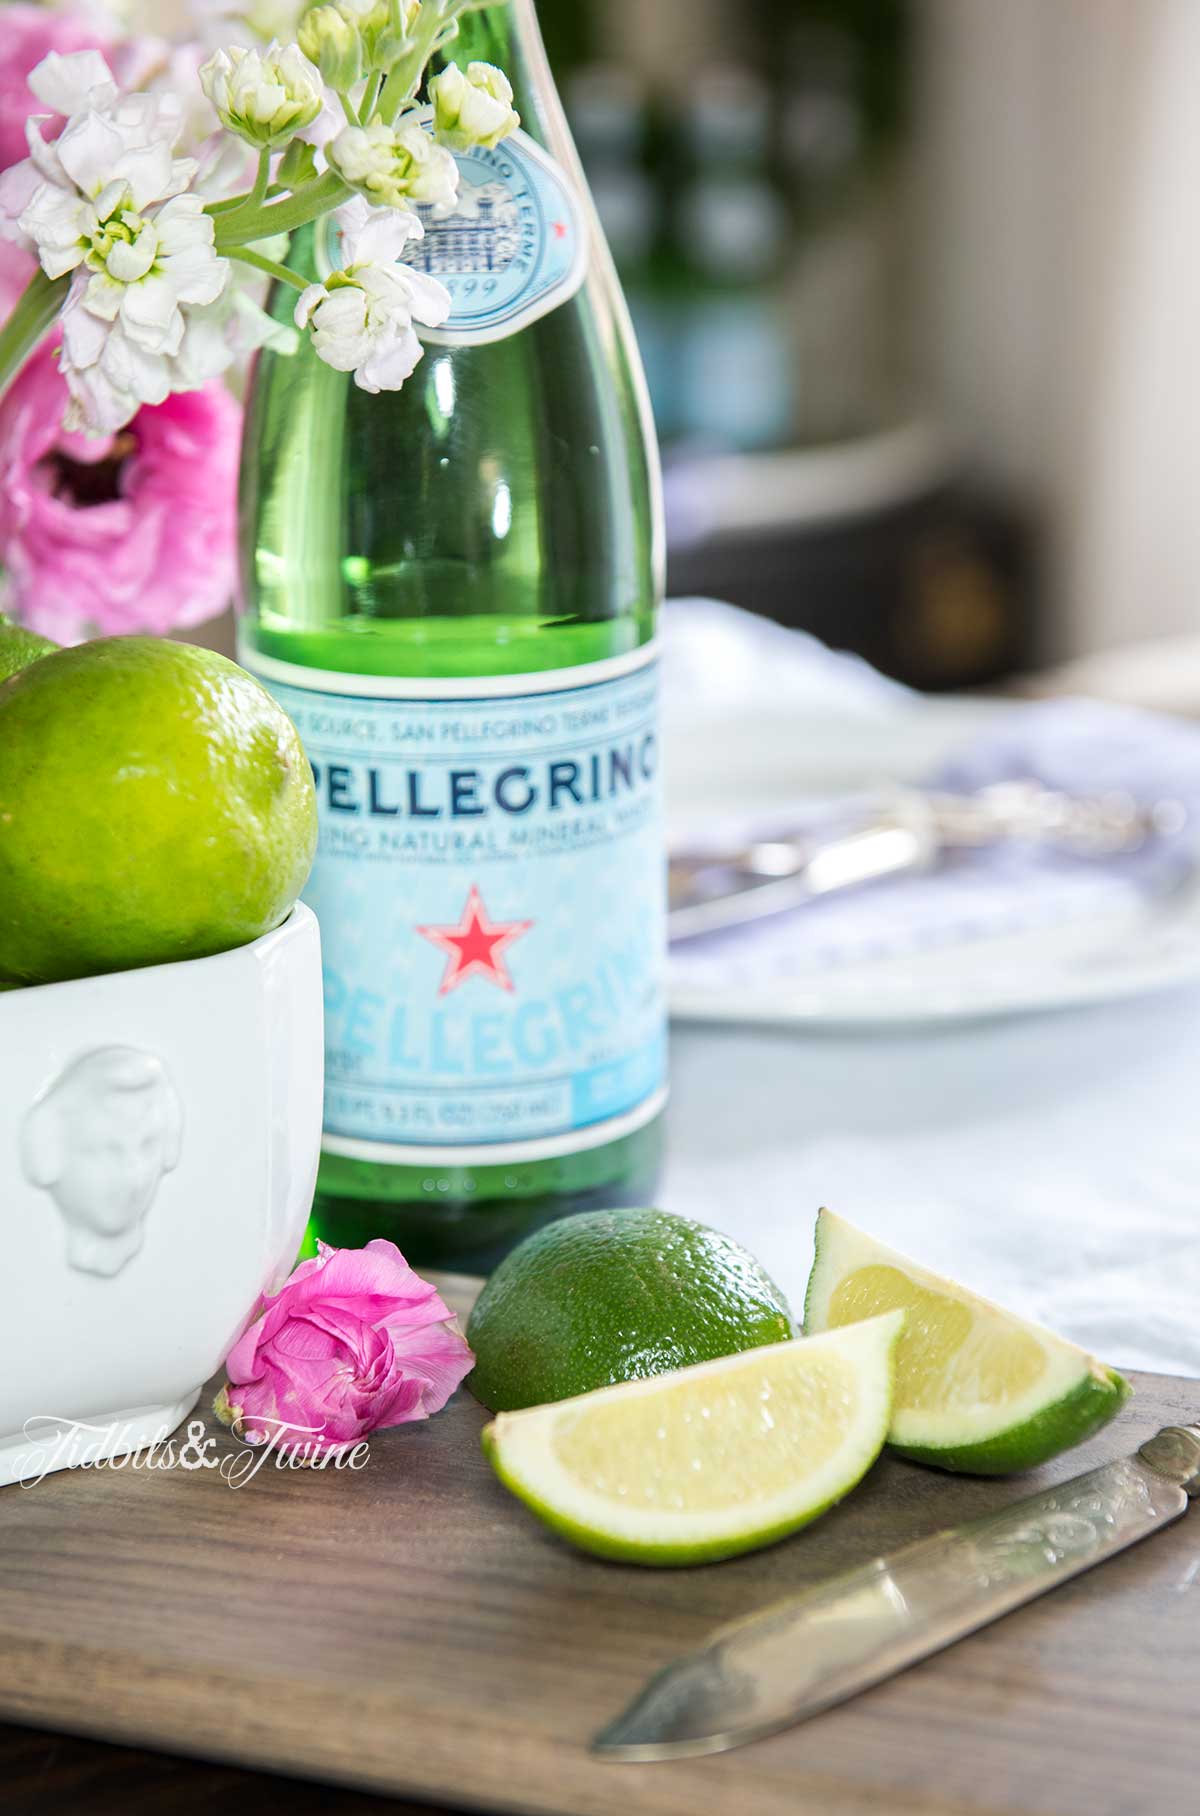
319 127 588 347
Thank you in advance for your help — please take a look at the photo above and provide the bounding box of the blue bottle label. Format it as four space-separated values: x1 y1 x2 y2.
243 647 666 1164
405 127 588 345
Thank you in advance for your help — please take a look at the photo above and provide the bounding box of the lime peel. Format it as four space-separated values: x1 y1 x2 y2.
0 637 316 984
804 1209 1130 1475
0 619 56 683
466 1207 795 1414
482 1311 904 1567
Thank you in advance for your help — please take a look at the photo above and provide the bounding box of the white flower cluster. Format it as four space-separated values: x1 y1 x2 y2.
430 61 519 152
325 60 519 211
297 5 365 90
327 119 458 211
0 12 523 430
0 52 233 431
301 0 421 81
294 199 449 393
199 42 325 150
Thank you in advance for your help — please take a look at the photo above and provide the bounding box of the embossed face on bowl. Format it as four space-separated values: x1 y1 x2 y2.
0 905 323 1489
21 1047 183 1276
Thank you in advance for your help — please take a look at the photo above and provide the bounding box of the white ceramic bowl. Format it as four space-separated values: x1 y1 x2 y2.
0 904 323 1487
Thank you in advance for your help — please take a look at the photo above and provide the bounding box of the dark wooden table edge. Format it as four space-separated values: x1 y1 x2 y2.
0 1629 608 1816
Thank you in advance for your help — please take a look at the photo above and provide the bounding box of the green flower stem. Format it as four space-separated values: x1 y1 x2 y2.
247 147 273 210
376 3 448 123
0 269 69 400
208 149 275 227
214 170 350 249
226 247 309 292
359 71 385 123
207 182 284 217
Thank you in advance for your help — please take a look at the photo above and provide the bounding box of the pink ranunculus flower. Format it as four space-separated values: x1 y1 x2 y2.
0 243 241 643
217 1241 476 1455
0 5 108 174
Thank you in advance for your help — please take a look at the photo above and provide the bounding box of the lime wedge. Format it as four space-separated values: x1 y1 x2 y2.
481 1312 903 1566
804 1210 1129 1475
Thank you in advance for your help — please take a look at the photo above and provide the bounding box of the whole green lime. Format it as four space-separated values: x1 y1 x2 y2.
0 617 56 681
0 637 317 984
466 1208 794 1413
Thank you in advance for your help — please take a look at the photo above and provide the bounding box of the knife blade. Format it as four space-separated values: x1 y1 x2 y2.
593 1424 1200 1762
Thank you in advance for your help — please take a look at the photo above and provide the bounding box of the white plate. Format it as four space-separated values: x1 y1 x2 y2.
665 693 1200 1027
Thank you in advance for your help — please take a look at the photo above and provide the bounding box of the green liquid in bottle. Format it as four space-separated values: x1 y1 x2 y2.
237 0 665 1272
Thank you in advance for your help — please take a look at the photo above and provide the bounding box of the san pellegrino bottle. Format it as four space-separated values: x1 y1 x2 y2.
238 0 666 1271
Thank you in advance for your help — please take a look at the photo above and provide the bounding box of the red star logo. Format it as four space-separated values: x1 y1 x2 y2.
416 886 533 996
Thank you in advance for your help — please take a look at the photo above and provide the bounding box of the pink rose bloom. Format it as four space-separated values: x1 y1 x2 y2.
219 1241 475 1454
0 247 241 643
0 6 108 174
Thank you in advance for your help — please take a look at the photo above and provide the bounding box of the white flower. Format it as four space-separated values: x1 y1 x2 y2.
12 85 227 337
54 199 230 433
327 120 458 211
0 53 191 251
324 0 420 72
199 41 324 150
4 55 197 265
430 61 519 151
297 6 363 89
296 87 349 153
176 231 302 382
29 50 118 119
293 197 449 393
89 193 225 336
111 39 237 161
59 288 172 432
56 243 295 436
20 158 210 285
0 52 234 432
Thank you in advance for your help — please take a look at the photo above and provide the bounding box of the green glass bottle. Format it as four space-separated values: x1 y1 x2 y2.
237 0 666 1273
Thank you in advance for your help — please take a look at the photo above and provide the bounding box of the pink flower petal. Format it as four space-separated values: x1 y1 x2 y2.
281 1238 451 1324
0 310 240 641
384 1318 476 1420
220 1243 474 1455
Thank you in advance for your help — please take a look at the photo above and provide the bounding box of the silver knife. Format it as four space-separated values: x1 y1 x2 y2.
593 1423 1200 1762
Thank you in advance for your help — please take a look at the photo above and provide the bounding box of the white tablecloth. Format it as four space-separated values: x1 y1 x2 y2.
661 987 1200 1379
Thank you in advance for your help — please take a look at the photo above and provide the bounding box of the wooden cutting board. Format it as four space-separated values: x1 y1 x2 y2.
0 1277 1196 1816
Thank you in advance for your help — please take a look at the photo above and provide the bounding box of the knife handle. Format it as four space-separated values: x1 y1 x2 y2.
712 1457 1187 1670
1139 1424 1200 1494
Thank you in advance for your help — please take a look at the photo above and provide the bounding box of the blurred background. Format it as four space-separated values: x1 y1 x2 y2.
540 0 1200 698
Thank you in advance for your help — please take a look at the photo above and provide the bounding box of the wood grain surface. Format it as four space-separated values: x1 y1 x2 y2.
0 1278 1195 1816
